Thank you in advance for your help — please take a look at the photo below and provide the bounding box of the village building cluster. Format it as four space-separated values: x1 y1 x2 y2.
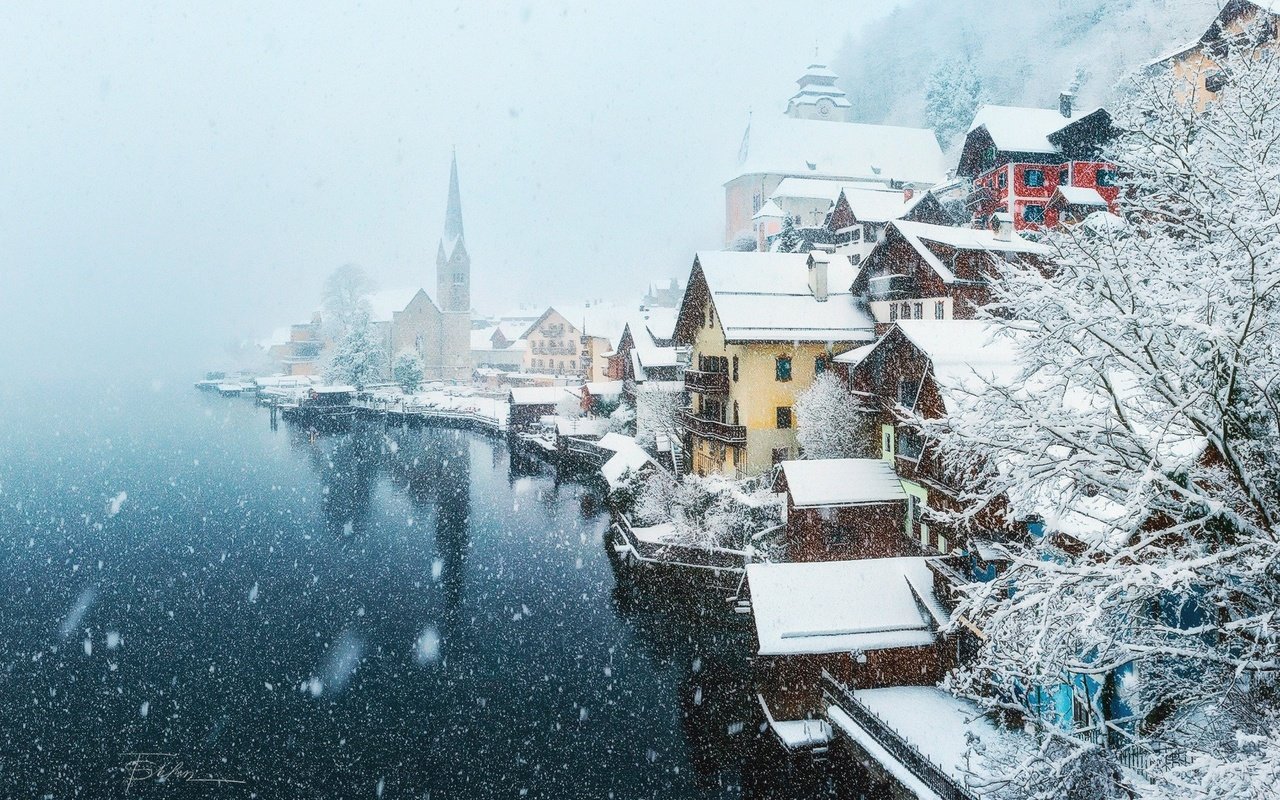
237 3 1280 796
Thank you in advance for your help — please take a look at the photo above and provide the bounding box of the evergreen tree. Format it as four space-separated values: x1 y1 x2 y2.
775 215 803 253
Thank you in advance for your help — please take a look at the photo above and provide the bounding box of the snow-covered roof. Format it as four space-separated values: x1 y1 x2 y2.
778 458 906 507
752 199 786 220
1052 185 1108 206
693 251 874 343
313 385 356 394
772 180 918 224
967 104 1078 153
895 320 1024 408
638 307 677 342
470 326 498 349
887 219 1049 285
509 386 575 406
746 558 948 656
732 117 948 187
634 343 680 369
826 705 945 800
583 381 624 398
367 288 427 322
833 342 877 367
850 686 1030 793
601 438 656 491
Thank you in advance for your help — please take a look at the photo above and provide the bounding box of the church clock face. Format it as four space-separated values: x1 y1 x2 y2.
818 99 832 116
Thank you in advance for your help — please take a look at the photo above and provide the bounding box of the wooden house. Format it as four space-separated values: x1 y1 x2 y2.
746 558 951 746
850 218 1050 333
835 320 1024 555
958 100 1118 230
773 458 913 562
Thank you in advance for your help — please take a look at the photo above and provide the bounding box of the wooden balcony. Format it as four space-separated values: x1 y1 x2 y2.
684 369 730 395
680 410 746 444
868 273 918 301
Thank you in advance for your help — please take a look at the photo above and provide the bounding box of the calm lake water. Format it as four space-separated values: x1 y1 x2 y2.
0 384 835 799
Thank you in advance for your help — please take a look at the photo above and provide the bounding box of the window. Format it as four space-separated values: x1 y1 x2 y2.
997 172 1007 188
913 302 923 319
776 406 792 429
983 145 996 167
732 447 741 467
934 301 945 320
1023 204 1046 223
814 356 827 375
900 302 910 319
896 428 924 460
1058 168 1069 185
772 447 790 465
1096 169 1119 188
898 379 918 408
1205 70 1228 93
569 360 576 369
775 356 792 382
732 401 739 425
1024 169 1045 188
731 355 739 381
889 304 899 321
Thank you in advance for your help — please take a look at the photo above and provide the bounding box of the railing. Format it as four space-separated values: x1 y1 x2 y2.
1071 721 1187 780
822 672 976 800
613 512 748 572
684 369 730 395
679 410 746 444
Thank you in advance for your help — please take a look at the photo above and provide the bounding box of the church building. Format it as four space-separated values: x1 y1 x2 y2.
387 153 473 383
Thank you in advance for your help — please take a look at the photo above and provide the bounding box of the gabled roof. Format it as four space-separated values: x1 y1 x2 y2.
368 288 433 322
731 117 948 187
680 251 874 344
967 104 1079 153
747 558 948 656
893 320 1024 412
752 199 786 220
878 220 1048 286
509 386 576 406
776 458 906 507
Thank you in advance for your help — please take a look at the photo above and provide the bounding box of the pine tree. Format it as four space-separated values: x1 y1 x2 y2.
775 215 802 253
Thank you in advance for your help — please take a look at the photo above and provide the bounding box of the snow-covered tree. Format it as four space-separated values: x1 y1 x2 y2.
322 263 373 337
634 383 684 448
634 470 782 557
924 57 984 149
391 349 424 393
324 311 387 388
929 48 1280 799
794 371 872 459
774 215 803 253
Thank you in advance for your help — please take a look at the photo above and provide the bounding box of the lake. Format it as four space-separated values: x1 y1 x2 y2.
0 384 840 799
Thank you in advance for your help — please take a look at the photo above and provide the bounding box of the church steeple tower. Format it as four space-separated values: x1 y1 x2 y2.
436 150 470 314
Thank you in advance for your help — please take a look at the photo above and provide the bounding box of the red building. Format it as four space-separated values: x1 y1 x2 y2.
958 96 1118 230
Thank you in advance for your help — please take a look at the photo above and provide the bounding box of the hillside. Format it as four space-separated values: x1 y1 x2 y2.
833 0 1220 148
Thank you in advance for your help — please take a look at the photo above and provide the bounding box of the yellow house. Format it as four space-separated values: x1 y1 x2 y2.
674 251 875 477
1147 0 1280 111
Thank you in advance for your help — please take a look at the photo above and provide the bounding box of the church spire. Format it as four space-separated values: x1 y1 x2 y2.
436 150 471 315
442 148 465 255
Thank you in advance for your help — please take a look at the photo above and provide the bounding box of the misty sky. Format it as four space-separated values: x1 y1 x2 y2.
0 1 909 379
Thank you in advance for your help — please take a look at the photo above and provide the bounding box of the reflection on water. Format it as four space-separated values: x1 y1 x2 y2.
0 389 853 799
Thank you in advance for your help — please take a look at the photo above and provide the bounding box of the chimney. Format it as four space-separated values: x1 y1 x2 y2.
808 252 830 302
903 186 915 202
992 212 1014 242
1059 91 1074 119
